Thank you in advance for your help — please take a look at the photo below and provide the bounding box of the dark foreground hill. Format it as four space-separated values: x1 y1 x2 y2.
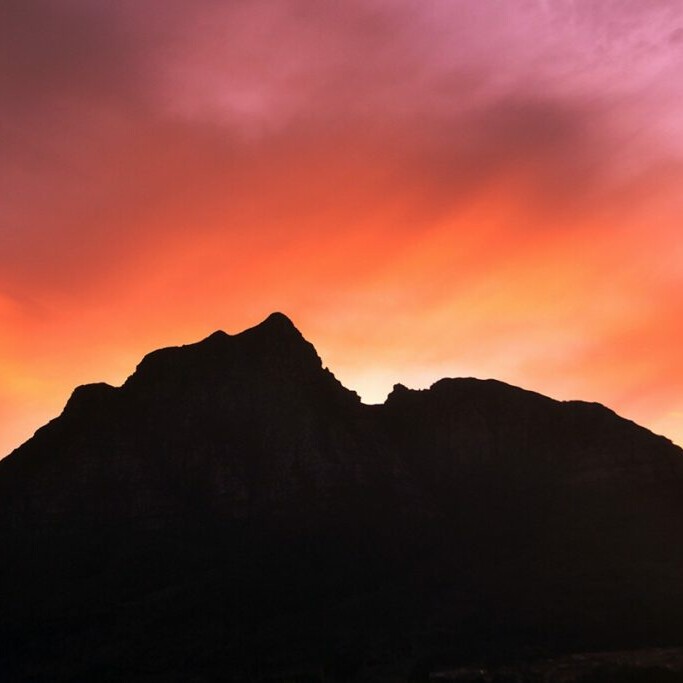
2 313 683 682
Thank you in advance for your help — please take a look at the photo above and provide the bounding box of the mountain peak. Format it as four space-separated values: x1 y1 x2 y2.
245 311 300 337
203 329 230 342
114 313 361 409
262 311 296 327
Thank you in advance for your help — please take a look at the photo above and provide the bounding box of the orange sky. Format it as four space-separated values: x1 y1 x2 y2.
2 1 683 456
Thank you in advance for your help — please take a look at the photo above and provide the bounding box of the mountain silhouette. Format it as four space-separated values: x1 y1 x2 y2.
2 313 683 681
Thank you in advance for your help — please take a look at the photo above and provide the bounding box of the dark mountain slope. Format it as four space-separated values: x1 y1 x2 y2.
1 313 683 681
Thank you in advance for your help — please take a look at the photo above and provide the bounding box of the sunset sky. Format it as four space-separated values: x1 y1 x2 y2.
2 0 683 456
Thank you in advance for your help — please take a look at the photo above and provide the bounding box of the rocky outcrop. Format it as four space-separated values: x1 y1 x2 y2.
1 313 683 681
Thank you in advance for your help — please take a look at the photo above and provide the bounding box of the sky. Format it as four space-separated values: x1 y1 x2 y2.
2 0 683 456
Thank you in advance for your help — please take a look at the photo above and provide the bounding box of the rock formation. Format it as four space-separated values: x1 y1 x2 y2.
2 313 683 681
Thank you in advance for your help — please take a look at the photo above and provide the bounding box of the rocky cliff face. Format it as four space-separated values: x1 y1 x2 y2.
1 313 683 682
